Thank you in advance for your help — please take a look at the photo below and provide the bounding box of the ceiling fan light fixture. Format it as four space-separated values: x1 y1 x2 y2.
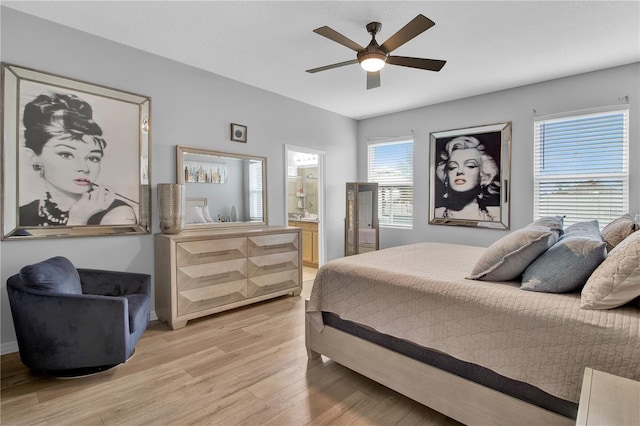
309 15 445 89
358 52 386 72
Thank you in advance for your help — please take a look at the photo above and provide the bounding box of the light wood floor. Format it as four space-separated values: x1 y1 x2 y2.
1 267 462 426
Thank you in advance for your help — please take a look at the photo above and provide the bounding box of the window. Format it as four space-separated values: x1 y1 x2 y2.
367 139 413 227
534 107 629 227
248 160 263 221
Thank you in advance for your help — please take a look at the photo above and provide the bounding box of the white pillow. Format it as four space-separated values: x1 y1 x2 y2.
467 225 559 281
186 206 206 224
201 205 214 223
581 231 640 309
530 215 564 230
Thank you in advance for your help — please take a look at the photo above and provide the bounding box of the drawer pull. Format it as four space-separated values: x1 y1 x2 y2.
196 250 230 257
261 243 289 250
199 272 231 282
264 262 288 270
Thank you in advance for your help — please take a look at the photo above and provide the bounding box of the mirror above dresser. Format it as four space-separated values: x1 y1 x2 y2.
176 146 267 229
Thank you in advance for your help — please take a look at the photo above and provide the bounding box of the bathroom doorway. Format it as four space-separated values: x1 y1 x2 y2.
285 145 325 275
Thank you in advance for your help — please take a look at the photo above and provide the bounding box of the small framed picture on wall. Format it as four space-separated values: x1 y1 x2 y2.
230 123 247 143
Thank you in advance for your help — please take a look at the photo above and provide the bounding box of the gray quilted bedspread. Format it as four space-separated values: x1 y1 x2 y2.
306 242 640 403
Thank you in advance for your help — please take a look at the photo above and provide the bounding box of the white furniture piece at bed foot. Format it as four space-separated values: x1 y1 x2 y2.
155 226 302 329
576 367 640 426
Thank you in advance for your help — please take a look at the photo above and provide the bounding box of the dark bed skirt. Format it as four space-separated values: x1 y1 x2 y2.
322 311 578 420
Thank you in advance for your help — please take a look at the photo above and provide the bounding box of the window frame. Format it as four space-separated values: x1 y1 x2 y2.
533 106 630 227
367 137 414 229
248 160 263 221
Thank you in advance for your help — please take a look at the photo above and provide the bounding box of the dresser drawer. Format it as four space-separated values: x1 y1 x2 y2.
177 237 247 266
177 258 247 291
248 251 299 278
177 279 248 315
248 233 299 257
248 269 299 297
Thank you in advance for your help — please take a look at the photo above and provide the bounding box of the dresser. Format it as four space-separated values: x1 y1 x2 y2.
154 226 302 329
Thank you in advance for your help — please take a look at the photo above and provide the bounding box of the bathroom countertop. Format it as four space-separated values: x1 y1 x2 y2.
288 217 319 223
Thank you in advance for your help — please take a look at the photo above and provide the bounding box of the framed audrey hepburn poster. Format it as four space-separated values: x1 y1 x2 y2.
1 63 152 240
429 122 511 230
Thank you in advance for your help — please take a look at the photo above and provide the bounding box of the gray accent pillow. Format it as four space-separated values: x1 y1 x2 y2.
20 256 82 294
601 214 639 252
467 225 560 281
581 231 640 309
521 220 606 293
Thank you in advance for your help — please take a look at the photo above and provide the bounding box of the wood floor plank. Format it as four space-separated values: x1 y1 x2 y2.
312 389 383 426
1 276 460 425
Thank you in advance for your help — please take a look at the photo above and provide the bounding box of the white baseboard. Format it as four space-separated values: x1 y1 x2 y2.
1 310 159 355
1 341 19 355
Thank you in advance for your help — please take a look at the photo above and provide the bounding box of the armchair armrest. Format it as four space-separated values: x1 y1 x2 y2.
78 269 151 297
7 287 130 370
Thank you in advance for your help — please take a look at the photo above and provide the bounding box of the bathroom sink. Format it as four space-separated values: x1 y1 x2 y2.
289 214 318 223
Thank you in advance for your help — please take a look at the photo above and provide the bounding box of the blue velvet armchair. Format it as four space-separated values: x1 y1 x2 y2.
6 256 151 375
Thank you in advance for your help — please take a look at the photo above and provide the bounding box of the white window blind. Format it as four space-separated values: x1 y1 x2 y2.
533 107 629 227
367 139 413 227
248 161 263 221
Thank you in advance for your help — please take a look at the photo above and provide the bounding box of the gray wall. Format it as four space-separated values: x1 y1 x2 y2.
358 63 639 249
0 8 358 352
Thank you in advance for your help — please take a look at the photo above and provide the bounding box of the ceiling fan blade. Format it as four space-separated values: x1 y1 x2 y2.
367 71 381 90
314 26 365 52
380 14 435 53
306 59 359 73
387 56 446 71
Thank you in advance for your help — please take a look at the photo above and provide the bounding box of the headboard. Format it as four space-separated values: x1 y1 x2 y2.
186 197 207 208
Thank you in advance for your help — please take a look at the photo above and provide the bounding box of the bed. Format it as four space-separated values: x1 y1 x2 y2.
305 239 640 425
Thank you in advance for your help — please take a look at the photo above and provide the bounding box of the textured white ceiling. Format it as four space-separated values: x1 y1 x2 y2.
3 1 639 120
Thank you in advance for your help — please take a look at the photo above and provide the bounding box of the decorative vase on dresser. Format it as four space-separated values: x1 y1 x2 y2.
157 183 186 234
154 226 302 329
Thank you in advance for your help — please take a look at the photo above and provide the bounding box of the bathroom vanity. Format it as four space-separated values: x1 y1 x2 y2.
288 219 318 267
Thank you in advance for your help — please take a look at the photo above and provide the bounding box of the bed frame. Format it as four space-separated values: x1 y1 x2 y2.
305 301 574 426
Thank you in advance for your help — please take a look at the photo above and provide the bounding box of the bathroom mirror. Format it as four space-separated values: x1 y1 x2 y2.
176 146 267 229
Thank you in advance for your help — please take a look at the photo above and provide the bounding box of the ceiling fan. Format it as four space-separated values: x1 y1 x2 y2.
306 14 446 90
